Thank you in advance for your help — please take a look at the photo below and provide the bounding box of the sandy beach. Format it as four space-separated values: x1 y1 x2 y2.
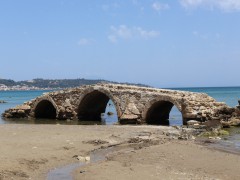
0 124 240 180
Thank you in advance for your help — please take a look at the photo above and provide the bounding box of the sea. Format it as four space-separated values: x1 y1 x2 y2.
0 87 240 152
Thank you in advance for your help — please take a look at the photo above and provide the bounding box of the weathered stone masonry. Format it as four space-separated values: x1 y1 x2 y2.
2 83 240 125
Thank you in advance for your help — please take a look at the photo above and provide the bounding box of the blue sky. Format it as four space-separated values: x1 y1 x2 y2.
0 0 240 88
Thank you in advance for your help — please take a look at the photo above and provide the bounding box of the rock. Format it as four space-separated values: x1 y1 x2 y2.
4 113 12 118
120 114 138 120
0 100 7 103
218 130 229 136
66 119 71 122
183 113 197 119
220 121 231 128
189 124 200 129
107 112 114 116
187 120 200 126
204 120 222 130
228 118 240 126
72 155 90 162
76 156 86 162
187 120 204 129
120 102 140 120
18 105 31 110
199 129 229 137
85 156 90 162
17 110 25 114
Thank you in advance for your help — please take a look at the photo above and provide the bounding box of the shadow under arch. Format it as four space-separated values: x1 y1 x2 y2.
32 98 57 119
77 89 121 122
142 98 183 126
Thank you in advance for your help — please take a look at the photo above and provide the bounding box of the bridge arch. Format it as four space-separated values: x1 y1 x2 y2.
31 97 58 119
77 88 121 122
142 96 183 125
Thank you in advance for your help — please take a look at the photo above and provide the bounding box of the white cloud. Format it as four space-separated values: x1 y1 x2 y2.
135 27 160 38
108 25 160 43
180 0 240 12
152 2 170 11
180 0 204 8
78 38 94 46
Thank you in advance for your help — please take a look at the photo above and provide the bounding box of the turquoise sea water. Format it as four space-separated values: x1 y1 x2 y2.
0 90 50 123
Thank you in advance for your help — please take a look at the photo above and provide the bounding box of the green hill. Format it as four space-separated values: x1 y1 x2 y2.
0 78 149 88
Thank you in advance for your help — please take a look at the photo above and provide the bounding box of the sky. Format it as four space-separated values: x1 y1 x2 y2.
0 0 240 88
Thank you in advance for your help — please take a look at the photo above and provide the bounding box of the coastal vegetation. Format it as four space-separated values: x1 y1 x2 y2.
0 78 149 90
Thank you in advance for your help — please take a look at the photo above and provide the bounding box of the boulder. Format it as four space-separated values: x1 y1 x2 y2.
187 120 203 129
203 120 222 130
107 112 114 116
220 121 231 128
187 120 200 126
228 118 240 126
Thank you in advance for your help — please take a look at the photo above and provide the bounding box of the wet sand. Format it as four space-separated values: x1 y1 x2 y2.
0 124 240 180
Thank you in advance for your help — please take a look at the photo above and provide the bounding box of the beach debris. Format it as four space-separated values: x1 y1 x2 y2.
83 139 108 146
72 155 90 162
85 156 90 161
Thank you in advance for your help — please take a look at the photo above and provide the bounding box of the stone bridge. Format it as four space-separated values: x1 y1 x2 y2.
2 83 239 126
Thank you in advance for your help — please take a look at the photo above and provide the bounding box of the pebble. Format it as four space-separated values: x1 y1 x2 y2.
73 155 90 162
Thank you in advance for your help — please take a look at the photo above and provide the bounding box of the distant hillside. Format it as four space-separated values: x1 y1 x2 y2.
0 78 149 88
